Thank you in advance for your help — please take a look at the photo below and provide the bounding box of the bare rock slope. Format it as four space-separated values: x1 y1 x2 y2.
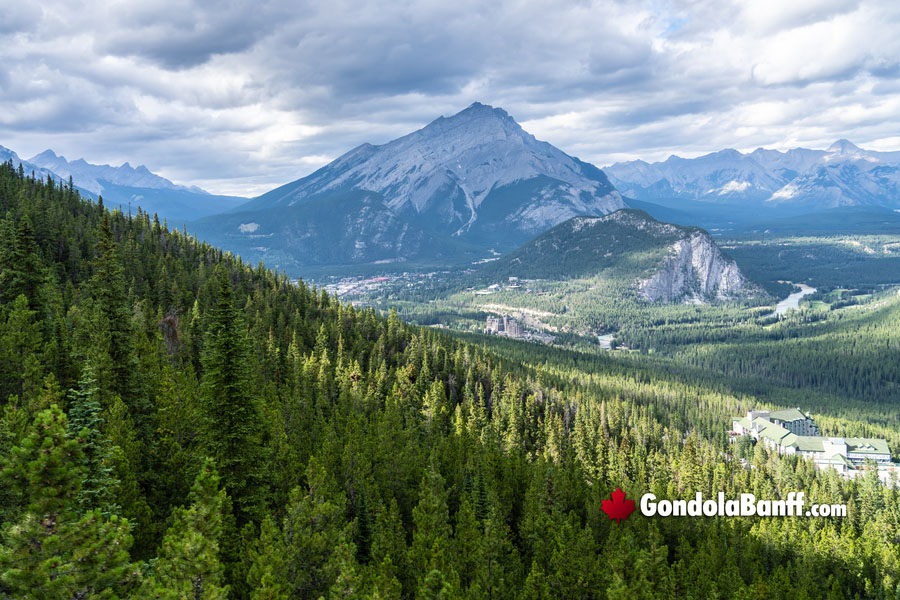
638 230 747 302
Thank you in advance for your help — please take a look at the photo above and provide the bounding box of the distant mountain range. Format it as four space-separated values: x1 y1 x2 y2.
1 145 245 222
28 149 208 196
482 209 755 303
192 102 625 273
605 140 900 210
8 107 899 291
0 146 76 189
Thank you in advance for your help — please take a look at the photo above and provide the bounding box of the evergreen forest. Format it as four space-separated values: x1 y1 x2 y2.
3 160 900 599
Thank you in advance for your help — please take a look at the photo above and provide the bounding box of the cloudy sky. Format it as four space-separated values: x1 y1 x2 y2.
1 0 899 197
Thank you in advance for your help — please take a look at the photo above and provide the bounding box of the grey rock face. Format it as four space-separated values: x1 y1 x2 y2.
639 232 748 302
244 102 625 249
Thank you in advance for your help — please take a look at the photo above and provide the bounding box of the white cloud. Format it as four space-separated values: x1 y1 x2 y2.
0 0 897 196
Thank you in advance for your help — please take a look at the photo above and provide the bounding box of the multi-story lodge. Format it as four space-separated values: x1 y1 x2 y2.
485 314 523 338
732 409 897 483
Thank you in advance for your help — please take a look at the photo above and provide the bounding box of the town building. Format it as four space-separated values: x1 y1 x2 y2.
485 314 525 339
731 409 896 483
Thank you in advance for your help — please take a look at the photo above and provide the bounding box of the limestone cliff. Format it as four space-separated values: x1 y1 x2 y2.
638 231 749 302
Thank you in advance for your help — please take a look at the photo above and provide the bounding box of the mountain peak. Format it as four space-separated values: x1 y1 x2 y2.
424 102 521 130
26 149 206 195
233 103 624 262
457 101 509 118
0 144 21 159
828 139 860 154
483 208 752 303
32 149 62 162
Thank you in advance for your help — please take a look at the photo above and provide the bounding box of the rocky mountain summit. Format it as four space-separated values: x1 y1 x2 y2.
15 148 246 222
194 102 626 272
28 150 206 196
606 140 900 209
244 102 625 246
0 145 74 187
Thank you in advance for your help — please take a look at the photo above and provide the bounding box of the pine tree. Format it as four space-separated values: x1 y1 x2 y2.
0 294 44 402
370 498 410 596
281 456 350 599
473 504 520 600
0 406 18 525
521 562 552 600
417 569 453 600
247 516 290 600
353 486 373 562
104 396 155 559
140 458 229 599
67 363 119 516
410 459 453 586
200 270 267 525
452 496 481 590
90 214 140 408
327 540 364 600
0 405 136 598
369 555 403 599
0 216 45 306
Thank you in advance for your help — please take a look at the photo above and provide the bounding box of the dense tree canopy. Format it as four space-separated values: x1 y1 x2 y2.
1 161 900 599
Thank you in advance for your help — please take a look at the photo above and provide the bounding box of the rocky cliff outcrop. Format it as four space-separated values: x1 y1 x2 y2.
638 231 749 302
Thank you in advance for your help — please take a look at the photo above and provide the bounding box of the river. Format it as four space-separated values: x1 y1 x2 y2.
772 284 816 316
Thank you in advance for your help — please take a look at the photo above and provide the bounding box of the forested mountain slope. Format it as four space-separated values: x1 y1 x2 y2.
1 161 899 599
482 209 756 302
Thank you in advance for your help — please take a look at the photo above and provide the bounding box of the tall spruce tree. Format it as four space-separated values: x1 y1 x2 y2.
200 270 267 525
246 516 290 600
67 363 120 516
281 456 350 599
90 215 138 400
0 294 44 402
410 459 455 590
0 216 45 306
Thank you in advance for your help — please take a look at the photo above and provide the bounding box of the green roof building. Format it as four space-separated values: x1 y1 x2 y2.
731 409 892 478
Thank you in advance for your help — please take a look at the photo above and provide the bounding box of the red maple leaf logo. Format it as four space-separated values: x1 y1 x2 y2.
601 487 635 523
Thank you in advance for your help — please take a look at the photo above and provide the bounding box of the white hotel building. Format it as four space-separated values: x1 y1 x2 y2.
732 409 897 484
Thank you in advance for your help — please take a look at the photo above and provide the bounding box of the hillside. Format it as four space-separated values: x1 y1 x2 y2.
483 209 754 302
192 102 625 272
2 160 899 599
191 189 480 273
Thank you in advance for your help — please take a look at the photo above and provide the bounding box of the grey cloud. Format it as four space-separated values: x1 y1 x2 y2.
98 0 286 68
0 0 899 197
264 3 494 98
869 61 900 79
605 99 717 128
0 2 42 34
588 35 653 76
0 86 134 133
